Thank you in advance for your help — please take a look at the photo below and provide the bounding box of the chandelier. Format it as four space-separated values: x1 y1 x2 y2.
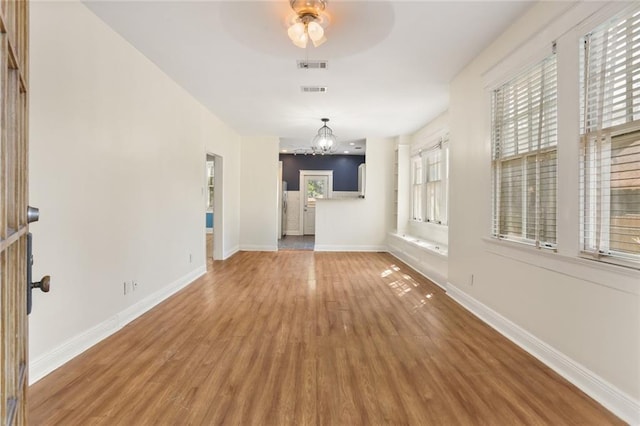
287 0 328 48
311 118 337 155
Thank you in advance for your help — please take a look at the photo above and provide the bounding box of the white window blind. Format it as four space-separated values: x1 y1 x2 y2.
425 149 442 223
491 53 558 247
580 5 640 266
411 156 424 221
411 135 449 225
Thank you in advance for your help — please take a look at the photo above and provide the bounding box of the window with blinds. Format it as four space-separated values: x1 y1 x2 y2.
425 149 442 223
491 53 558 247
411 136 449 225
580 5 640 267
411 156 424 221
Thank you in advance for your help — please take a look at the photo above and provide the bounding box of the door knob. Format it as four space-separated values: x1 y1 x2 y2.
32 275 50 293
27 205 40 223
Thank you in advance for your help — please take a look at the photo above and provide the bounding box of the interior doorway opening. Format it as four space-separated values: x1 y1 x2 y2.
277 169 332 251
206 153 223 263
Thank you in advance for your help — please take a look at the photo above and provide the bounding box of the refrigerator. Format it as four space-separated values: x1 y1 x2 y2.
281 181 288 238
358 163 366 198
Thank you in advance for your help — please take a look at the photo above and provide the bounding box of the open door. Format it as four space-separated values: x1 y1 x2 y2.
300 170 333 236
302 175 328 235
1 1 31 423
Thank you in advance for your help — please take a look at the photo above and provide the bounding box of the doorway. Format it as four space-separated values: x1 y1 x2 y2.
205 155 214 261
205 153 223 262
300 170 333 235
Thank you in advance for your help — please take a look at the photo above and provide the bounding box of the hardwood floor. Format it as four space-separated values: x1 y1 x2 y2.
206 233 213 260
29 251 623 425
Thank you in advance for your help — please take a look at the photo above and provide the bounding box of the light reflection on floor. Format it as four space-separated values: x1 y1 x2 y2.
383 264 436 313
307 255 316 291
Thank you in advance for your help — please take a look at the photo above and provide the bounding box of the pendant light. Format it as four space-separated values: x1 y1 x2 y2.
311 118 337 155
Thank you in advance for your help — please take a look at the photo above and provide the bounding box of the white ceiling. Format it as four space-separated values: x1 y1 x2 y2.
83 0 533 150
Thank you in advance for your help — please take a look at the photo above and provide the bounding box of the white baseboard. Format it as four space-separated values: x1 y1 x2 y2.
239 245 278 252
29 266 207 385
387 248 447 291
285 230 301 236
446 283 640 425
29 316 120 386
314 244 386 252
118 266 206 328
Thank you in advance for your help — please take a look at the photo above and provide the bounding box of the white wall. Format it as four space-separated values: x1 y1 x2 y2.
315 138 395 251
410 111 449 150
28 0 242 381
202 113 241 258
448 1 639 421
239 136 279 251
395 140 410 234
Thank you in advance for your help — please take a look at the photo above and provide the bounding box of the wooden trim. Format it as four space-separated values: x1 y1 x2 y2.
0 1 29 423
0 8 6 34
0 35 7 241
0 224 25 251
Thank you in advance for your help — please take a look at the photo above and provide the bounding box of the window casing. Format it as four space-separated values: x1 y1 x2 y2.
411 137 449 225
411 155 424 221
580 6 640 267
491 53 558 248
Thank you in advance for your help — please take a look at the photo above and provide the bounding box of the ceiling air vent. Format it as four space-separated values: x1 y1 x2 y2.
301 86 328 93
297 60 329 70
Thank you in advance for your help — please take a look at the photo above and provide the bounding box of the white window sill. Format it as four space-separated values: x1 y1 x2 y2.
482 237 640 295
390 232 448 258
410 219 448 228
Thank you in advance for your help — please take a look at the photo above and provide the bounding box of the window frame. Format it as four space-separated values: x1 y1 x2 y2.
411 155 424 222
580 123 640 269
491 52 559 249
479 1 640 288
579 5 640 269
410 136 449 226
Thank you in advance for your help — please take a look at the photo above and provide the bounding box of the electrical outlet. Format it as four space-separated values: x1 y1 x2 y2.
133 281 138 291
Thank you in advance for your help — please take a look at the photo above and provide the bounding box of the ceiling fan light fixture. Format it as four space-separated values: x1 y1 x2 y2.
307 21 324 41
288 22 309 48
287 0 329 48
311 35 327 48
289 0 326 18
287 21 306 40
292 35 308 49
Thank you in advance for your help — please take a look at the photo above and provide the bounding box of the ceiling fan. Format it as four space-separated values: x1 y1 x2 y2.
287 0 329 48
